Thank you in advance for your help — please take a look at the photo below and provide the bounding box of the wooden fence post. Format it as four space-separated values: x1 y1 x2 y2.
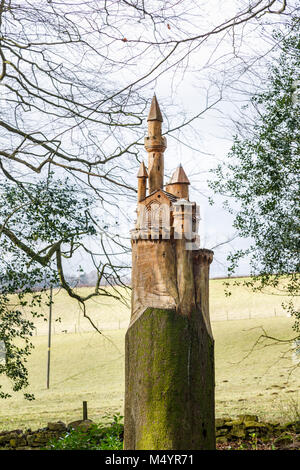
83 401 88 420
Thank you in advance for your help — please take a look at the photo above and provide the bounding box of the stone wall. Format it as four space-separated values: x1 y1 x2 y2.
0 416 299 450
215 415 300 447
0 419 93 450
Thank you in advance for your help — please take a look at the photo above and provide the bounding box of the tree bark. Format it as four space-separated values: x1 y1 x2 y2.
124 305 215 450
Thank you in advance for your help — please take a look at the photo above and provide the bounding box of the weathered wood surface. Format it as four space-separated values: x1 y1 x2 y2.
124 305 215 450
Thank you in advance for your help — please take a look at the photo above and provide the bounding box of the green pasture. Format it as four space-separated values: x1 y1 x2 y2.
0 316 299 431
18 278 297 336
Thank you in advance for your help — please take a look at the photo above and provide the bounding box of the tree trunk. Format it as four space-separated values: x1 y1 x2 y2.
124 305 215 450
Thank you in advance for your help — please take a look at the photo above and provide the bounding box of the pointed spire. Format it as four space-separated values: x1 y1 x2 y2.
137 161 148 178
147 94 163 122
169 164 190 185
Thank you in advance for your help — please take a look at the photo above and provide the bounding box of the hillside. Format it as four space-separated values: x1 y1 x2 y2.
16 278 297 335
0 317 298 431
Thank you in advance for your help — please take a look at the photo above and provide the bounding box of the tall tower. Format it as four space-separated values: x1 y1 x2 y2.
144 94 166 194
124 97 215 450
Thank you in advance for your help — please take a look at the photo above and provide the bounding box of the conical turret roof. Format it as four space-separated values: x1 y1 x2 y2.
168 164 190 185
147 94 163 122
137 161 148 178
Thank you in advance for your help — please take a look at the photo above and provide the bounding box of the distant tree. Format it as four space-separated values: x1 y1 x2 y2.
210 19 299 347
0 175 101 398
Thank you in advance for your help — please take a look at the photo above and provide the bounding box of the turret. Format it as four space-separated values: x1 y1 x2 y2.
137 161 148 202
144 94 167 194
165 164 190 199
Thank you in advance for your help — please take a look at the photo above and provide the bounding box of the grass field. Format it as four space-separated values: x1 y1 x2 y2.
19 278 297 335
0 316 299 431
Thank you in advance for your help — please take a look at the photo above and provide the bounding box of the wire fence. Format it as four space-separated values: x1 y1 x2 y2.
33 319 130 336
33 308 289 336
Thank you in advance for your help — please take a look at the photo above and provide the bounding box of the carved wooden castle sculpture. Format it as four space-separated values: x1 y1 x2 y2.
124 95 215 450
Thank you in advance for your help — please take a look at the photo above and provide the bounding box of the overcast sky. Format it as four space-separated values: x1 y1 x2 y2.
68 4 287 279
